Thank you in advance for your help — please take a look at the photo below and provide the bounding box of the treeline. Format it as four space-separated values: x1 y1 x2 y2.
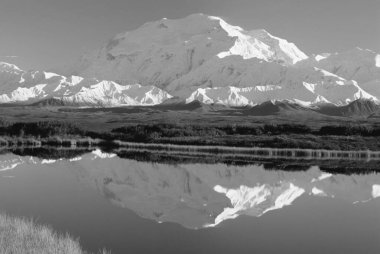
0 120 85 138
111 123 380 140
318 125 380 136
1 120 380 143
110 123 314 142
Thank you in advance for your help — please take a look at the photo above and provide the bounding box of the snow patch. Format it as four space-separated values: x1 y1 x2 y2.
0 163 20 172
312 173 332 182
92 149 117 159
318 173 333 180
208 16 244 36
372 185 380 198
69 157 82 162
261 184 305 214
205 184 270 227
311 187 327 196
44 72 60 79
41 159 57 164
205 183 304 227
70 76 85 85
264 31 308 63
314 67 345 80
315 55 327 61
376 55 380 68
303 82 315 93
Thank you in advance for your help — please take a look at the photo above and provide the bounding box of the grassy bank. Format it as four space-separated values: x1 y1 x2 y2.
0 213 107 254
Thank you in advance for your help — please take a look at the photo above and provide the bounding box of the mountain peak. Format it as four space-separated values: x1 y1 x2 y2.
70 13 310 86
0 62 23 72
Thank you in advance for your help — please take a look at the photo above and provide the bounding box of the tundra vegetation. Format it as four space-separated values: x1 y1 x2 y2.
0 119 380 150
0 213 108 254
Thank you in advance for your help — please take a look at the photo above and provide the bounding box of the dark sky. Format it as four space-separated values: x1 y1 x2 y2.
0 0 379 70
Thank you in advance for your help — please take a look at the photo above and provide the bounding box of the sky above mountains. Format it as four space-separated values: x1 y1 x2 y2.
0 0 379 70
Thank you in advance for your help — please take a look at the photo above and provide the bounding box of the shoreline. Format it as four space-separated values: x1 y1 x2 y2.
2 138 380 161
1 120 380 152
113 142 380 160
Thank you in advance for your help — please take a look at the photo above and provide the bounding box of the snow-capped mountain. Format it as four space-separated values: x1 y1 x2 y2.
60 13 379 107
0 62 172 106
182 64 376 106
67 14 308 85
1 14 379 107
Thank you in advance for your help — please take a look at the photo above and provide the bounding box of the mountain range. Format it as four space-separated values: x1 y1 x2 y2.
0 13 379 109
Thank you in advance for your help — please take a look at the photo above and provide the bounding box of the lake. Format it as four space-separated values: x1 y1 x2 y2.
0 148 379 254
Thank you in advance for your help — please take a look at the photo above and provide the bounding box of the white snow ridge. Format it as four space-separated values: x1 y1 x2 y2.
376 55 380 68
0 63 172 106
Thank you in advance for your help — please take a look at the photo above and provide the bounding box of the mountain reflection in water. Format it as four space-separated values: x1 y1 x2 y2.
1 148 379 230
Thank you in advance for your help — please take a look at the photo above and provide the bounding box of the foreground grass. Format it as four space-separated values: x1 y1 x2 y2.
0 214 107 254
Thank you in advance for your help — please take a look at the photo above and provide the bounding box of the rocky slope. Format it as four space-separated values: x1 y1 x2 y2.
242 100 314 116
316 99 379 117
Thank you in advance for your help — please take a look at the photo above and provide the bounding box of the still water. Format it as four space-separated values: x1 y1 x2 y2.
0 148 379 254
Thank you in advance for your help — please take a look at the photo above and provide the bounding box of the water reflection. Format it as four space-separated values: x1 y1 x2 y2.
8 148 380 229
1 149 379 230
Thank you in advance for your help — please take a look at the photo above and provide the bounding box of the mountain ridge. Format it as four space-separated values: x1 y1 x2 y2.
0 62 172 107
1 14 379 108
